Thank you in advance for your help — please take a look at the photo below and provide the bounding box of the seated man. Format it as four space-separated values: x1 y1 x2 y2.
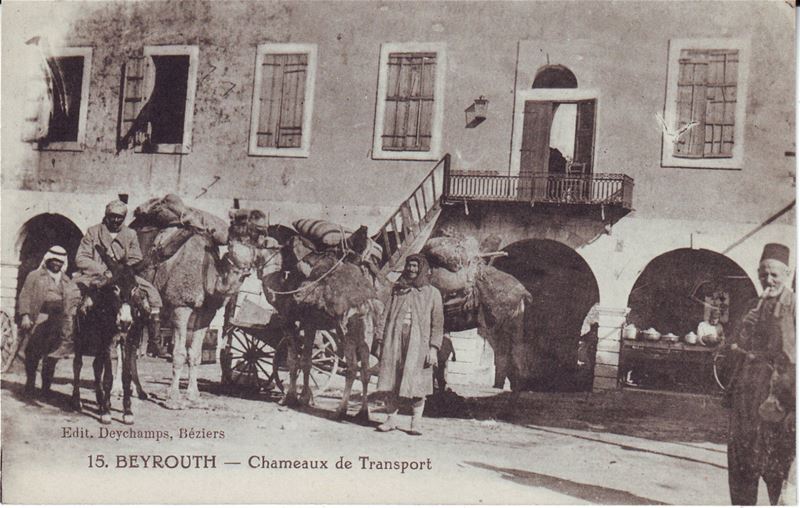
18 245 71 396
50 199 163 359
697 308 725 346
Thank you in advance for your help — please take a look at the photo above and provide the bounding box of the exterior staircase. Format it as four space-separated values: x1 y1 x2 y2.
373 154 450 278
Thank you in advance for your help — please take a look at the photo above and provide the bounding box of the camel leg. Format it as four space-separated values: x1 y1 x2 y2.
130 339 148 400
71 354 83 411
335 330 357 421
186 309 212 406
299 326 315 407
166 307 191 409
101 347 114 424
355 329 371 423
279 330 300 407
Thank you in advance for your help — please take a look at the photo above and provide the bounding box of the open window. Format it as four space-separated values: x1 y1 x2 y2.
248 43 317 157
661 39 750 169
35 47 92 151
119 45 199 154
372 42 446 161
511 88 599 201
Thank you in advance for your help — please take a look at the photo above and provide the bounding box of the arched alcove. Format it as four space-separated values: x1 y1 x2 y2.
15 214 83 310
494 239 599 391
532 64 578 89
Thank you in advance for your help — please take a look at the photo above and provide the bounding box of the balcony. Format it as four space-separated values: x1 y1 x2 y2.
442 161 633 210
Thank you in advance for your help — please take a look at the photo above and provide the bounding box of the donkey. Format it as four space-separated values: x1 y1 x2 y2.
72 246 147 424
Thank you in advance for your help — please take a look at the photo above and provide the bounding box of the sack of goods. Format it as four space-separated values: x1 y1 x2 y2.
429 263 479 293
135 194 229 246
293 218 382 263
422 235 480 272
474 264 532 327
293 218 351 247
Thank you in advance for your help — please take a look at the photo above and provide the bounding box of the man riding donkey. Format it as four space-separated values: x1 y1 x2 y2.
50 199 163 360
724 243 795 505
17 245 70 397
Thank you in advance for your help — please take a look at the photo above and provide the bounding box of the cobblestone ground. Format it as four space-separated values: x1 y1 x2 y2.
1 356 773 504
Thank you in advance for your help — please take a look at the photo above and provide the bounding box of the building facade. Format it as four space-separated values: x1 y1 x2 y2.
1 0 795 391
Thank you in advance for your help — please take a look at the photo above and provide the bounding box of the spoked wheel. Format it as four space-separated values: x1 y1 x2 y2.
1 310 20 373
713 349 731 391
309 330 339 393
221 326 284 394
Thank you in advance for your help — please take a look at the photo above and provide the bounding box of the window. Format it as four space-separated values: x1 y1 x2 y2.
39 47 92 151
248 43 317 157
372 43 446 161
511 89 599 175
662 39 750 169
120 45 199 154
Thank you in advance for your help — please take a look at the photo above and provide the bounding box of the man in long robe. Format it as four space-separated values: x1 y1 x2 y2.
376 254 444 435
727 243 795 505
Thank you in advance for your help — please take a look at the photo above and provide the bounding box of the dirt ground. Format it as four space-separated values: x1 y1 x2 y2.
1 356 774 504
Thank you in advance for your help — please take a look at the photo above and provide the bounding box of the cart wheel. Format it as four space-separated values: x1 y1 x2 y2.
1 310 19 373
309 330 339 393
713 349 731 391
222 326 283 393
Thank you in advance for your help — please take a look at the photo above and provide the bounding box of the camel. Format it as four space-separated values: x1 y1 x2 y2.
150 235 256 409
260 233 383 421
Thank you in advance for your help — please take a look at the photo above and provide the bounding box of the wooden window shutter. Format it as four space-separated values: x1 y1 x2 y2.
519 100 554 201
382 52 436 151
119 55 153 150
20 58 53 143
573 99 596 173
673 48 738 159
256 53 307 149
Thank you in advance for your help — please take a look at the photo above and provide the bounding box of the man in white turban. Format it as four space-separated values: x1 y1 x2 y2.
18 245 70 396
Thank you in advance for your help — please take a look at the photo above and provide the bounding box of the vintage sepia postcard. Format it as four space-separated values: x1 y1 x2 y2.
1 0 796 504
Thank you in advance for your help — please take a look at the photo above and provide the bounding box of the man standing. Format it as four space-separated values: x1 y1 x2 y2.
376 254 444 435
50 199 163 359
727 243 795 505
18 246 70 396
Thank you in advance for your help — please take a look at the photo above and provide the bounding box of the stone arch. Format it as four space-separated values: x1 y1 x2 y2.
532 64 578 89
15 213 83 307
626 248 758 340
494 238 600 391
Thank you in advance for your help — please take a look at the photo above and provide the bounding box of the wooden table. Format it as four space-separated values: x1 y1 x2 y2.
619 339 720 392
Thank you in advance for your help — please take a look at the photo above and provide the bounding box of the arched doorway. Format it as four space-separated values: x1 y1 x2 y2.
15 214 83 308
624 248 758 393
494 239 600 392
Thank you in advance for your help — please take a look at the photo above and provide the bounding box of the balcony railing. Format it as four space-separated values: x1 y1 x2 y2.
444 165 633 209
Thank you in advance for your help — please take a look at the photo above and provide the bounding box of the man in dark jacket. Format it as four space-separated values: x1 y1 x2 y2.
50 199 163 359
18 245 70 396
726 243 795 505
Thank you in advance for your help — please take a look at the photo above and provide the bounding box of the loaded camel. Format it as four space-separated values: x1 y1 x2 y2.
260 227 384 421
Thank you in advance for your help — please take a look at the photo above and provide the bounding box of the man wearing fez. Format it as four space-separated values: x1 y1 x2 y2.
726 243 795 505
50 199 163 359
376 254 444 435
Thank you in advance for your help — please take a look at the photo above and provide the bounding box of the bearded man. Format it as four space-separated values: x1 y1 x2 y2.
727 243 795 505
376 254 444 435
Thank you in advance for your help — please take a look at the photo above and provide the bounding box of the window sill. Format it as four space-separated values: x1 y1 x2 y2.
248 147 310 158
37 141 85 152
661 151 743 170
135 143 191 155
372 148 442 161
